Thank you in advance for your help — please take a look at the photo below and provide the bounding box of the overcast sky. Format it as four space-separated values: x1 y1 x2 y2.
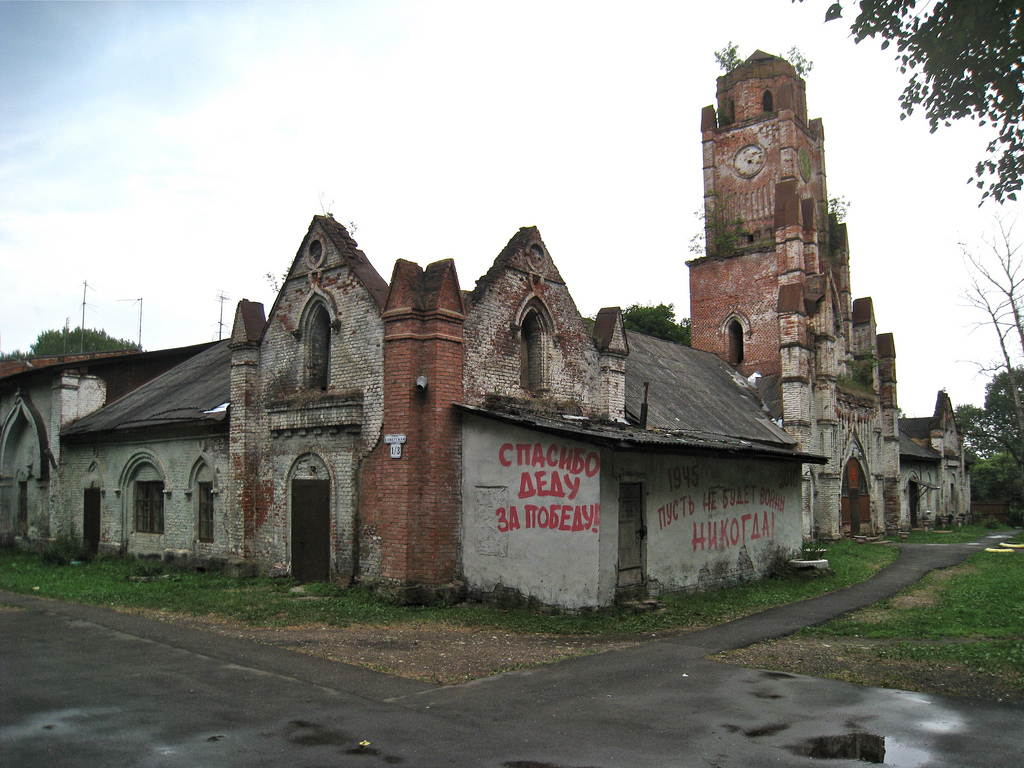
1 0 1020 416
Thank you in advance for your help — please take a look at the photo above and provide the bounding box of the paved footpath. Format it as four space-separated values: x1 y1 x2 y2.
2 533 1021 768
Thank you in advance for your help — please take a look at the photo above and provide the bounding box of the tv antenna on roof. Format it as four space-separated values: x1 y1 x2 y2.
118 298 143 349
80 281 95 352
216 291 230 340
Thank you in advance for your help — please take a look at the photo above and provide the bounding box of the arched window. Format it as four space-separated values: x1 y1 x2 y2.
727 319 744 366
521 307 549 393
762 89 774 113
132 463 164 534
307 303 331 390
195 463 214 543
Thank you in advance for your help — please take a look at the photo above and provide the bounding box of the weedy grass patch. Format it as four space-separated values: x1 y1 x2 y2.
900 524 1000 544
0 538 897 636
802 531 1024 675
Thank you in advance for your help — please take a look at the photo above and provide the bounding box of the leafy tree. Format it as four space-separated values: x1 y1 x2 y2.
622 304 691 345
804 1 1024 203
714 41 741 72
956 368 1024 506
1 327 141 360
969 452 1023 504
785 46 814 78
715 42 813 77
963 218 1024 496
956 369 1024 462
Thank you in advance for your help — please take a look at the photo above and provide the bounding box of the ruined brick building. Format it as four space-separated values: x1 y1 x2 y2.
1 51 971 606
689 50 968 538
1 213 822 608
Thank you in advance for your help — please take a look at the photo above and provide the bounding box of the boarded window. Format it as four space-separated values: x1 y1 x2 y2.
521 309 547 393
308 303 331 390
135 481 164 534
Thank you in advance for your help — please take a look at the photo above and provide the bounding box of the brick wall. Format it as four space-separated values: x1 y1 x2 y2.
244 217 387 578
360 259 465 596
463 228 603 412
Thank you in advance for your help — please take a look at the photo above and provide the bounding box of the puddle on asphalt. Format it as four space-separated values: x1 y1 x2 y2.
794 733 885 763
791 733 931 767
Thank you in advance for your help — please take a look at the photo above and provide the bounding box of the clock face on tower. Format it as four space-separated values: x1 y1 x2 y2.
733 144 766 178
798 147 812 182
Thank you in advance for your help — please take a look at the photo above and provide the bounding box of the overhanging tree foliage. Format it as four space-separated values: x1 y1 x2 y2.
622 304 691 346
804 0 1024 203
1 327 141 360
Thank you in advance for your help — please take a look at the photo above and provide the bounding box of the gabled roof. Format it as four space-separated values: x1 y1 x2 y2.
0 343 215 390
313 215 389 309
469 227 566 304
899 430 940 462
900 417 933 441
624 331 799 450
458 403 820 463
62 341 232 438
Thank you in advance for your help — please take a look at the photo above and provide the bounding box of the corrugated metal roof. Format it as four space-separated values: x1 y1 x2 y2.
900 416 933 440
62 341 232 437
899 430 940 461
457 404 825 463
624 331 794 447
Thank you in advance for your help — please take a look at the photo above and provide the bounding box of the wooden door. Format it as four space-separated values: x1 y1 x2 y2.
291 479 330 582
617 482 645 589
841 459 869 536
83 488 101 554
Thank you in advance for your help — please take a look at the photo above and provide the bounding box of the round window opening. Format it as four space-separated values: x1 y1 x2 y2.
307 239 324 268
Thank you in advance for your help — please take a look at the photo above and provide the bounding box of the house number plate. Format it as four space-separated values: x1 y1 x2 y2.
384 434 407 459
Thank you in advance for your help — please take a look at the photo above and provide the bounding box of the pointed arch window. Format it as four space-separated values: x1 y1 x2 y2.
195 463 214 543
521 306 550 393
727 319 744 366
762 89 774 113
307 303 331 390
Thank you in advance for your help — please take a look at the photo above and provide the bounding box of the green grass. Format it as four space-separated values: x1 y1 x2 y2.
0 539 897 636
801 530 1024 674
900 524 1003 544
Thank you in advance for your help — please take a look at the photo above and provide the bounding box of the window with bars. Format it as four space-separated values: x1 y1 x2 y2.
198 481 214 542
17 481 28 536
135 481 164 534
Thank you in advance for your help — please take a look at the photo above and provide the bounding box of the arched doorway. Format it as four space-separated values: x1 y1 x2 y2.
290 453 331 583
907 479 920 529
841 458 870 536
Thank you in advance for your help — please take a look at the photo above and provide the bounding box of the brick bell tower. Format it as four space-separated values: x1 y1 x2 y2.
689 50 838 384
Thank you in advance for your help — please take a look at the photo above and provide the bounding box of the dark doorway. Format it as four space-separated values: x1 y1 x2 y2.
841 458 870 536
908 480 919 528
291 479 330 582
83 487 101 554
617 482 645 589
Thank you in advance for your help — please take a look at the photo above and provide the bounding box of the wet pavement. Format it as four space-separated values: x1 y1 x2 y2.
2 532 1021 767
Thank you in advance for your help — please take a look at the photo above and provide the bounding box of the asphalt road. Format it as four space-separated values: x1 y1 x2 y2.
2 533 1021 768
